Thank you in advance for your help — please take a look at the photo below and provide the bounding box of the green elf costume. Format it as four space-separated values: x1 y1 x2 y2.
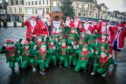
58 39 69 68
68 42 79 67
20 40 31 69
96 34 110 56
75 45 92 72
78 32 89 50
36 42 48 75
91 52 113 77
47 38 57 66
0 39 16 72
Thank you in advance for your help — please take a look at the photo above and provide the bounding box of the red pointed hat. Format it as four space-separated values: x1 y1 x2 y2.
102 21 107 25
6 39 14 43
75 16 79 19
85 19 89 23
66 16 71 19
118 23 124 27
31 16 36 19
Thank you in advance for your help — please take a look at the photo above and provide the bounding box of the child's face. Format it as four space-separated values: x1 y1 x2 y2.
101 53 106 58
25 46 29 49
7 44 13 47
38 38 42 42
81 34 85 37
50 42 54 45
41 46 46 51
62 42 66 47
101 36 106 40
82 47 87 52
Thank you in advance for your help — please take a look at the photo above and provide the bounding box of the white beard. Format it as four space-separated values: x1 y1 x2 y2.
74 20 78 28
30 20 36 33
65 20 70 26
53 21 61 33
102 26 107 33
30 20 36 27
84 24 89 31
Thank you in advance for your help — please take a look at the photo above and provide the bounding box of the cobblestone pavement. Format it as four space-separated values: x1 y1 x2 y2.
0 27 126 84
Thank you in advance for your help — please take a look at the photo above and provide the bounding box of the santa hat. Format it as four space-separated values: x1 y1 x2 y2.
85 19 89 23
118 23 124 28
102 21 107 25
92 20 97 24
66 16 71 19
74 16 79 19
6 39 14 44
30 16 36 19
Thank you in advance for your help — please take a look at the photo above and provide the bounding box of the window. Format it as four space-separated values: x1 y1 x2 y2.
16 0 18 5
19 8 22 13
32 9 34 14
78 13 81 16
15 8 16 13
43 8 45 14
39 0 41 5
28 1 30 5
43 0 45 5
32 1 34 5
46 0 48 5
46 8 49 14
35 1 37 5
35 8 37 14
11 0 13 5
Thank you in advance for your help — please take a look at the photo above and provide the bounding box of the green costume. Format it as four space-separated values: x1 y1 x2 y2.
75 46 92 71
58 40 69 67
0 39 16 71
36 43 48 72
47 40 57 66
92 53 112 76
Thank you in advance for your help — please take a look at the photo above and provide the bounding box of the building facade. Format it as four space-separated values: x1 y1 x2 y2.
6 0 126 27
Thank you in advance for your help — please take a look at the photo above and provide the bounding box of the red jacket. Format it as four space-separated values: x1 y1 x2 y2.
37 20 49 36
24 21 40 40
109 26 126 49
81 25 93 33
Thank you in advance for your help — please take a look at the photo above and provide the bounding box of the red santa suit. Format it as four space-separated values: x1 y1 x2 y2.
65 16 71 27
37 18 49 37
98 21 107 34
24 16 40 40
109 23 126 54
92 20 98 34
81 19 93 34
74 16 82 28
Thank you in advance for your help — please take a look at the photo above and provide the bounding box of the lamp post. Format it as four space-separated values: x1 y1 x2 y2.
2 0 8 28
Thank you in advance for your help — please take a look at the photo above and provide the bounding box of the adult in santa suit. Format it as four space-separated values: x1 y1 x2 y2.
97 20 107 34
81 19 93 34
65 16 73 34
37 15 49 37
74 16 82 34
109 22 126 65
50 16 64 35
92 20 98 34
24 16 40 41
